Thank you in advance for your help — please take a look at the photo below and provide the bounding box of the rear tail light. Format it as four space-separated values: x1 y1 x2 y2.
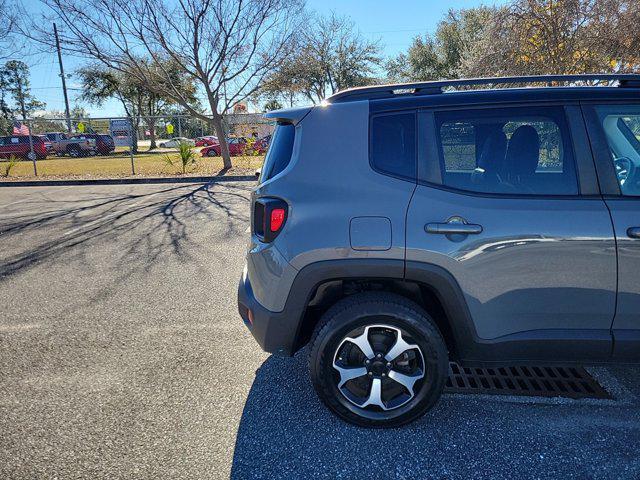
270 208 285 232
253 198 288 243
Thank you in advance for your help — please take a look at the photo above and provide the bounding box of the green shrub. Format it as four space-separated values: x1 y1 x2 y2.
163 142 197 174
1 155 19 177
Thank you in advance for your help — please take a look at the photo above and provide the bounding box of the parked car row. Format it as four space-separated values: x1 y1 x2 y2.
0 132 272 161
200 136 269 157
0 132 119 160
158 134 271 156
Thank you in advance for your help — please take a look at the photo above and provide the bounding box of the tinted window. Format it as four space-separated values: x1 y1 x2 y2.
260 123 295 182
594 105 640 196
370 113 416 179
435 107 577 195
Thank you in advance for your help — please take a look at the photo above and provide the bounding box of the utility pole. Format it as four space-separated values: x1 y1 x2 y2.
53 23 72 133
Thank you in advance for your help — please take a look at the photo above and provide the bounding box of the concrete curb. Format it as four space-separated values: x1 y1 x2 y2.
0 175 257 187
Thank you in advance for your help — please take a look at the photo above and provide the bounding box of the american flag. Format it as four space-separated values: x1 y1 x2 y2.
13 121 29 135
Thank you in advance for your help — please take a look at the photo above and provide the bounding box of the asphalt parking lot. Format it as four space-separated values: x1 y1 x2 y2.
1 181 639 479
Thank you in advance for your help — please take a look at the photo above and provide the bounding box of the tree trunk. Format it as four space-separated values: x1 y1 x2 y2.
147 118 157 150
211 113 232 170
132 116 140 154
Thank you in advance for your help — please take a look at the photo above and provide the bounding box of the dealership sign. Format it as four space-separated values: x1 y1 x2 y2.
110 119 133 147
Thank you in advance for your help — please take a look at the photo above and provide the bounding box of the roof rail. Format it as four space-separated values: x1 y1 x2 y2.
326 74 640 103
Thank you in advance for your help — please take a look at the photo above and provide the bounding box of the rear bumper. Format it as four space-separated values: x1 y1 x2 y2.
237 268 299 357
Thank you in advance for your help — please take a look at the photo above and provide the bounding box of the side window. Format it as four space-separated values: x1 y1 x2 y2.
435 107 578 195
370 112 416 180
594 105 640 196
259 123 295 182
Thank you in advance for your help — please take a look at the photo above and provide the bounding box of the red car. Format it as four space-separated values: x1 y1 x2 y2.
195 136 218 147
38 135 54 154
201 137 268 157
0 135 48 159
71 134 115 155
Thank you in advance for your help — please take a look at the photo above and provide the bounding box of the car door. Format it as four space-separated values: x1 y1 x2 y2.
230 138 242 155
406 104 617 362
583 102 640 361
8 137 23 157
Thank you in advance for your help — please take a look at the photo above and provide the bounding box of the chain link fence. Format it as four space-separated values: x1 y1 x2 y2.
1 113 275 179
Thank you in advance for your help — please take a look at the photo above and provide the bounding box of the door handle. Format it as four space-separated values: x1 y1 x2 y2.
425 222 483 235
628 227 640 239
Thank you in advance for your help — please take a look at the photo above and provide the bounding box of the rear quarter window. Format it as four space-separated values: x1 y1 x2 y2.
260 123 295 182
370 112 416 180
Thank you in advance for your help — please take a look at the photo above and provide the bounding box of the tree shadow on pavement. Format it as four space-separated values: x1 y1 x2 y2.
0 182 250 280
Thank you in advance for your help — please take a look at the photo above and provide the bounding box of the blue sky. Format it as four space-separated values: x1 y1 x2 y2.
24 0 502 117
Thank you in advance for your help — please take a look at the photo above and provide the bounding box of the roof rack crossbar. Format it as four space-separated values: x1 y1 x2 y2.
327 74 640 103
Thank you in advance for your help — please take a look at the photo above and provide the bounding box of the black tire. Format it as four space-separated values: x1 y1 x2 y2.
309 292 448 428
207 148 218 157
67 145 81 158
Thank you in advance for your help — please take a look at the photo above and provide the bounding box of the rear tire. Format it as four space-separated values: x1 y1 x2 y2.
309 292 448 428
67 145 81 158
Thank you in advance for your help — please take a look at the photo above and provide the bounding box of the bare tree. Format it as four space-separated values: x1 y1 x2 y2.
260 13 382 105
28 0 304 168
0 0 20 60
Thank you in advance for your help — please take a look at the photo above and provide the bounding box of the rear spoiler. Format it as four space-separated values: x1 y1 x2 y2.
263 106 313 126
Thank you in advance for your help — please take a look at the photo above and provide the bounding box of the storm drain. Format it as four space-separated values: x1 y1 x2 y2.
445 362 611 400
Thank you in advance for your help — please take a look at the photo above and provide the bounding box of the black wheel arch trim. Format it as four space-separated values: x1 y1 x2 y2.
287 259 405 353
285 259 480 360
240 258 615 364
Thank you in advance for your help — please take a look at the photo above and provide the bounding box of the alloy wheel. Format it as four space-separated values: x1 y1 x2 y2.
332 324 425 412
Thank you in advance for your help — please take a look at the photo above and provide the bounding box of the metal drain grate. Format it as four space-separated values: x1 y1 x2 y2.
445 362 611 399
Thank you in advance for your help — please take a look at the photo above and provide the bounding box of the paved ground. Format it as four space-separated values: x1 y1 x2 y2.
0 182 639 479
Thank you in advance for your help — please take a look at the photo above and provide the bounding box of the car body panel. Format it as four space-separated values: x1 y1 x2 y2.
195 136 218 147
71 134 115 154
581 102 640 360
253 101 414 271
160 137 195 148
238 82 640 364
245 237 298 312
406 186 617 340
605 199 640 332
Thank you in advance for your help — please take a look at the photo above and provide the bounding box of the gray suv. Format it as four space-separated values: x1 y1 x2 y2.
238 74 640 427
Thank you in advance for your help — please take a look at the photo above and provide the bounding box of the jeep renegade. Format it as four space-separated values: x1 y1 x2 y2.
238 74 640 427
